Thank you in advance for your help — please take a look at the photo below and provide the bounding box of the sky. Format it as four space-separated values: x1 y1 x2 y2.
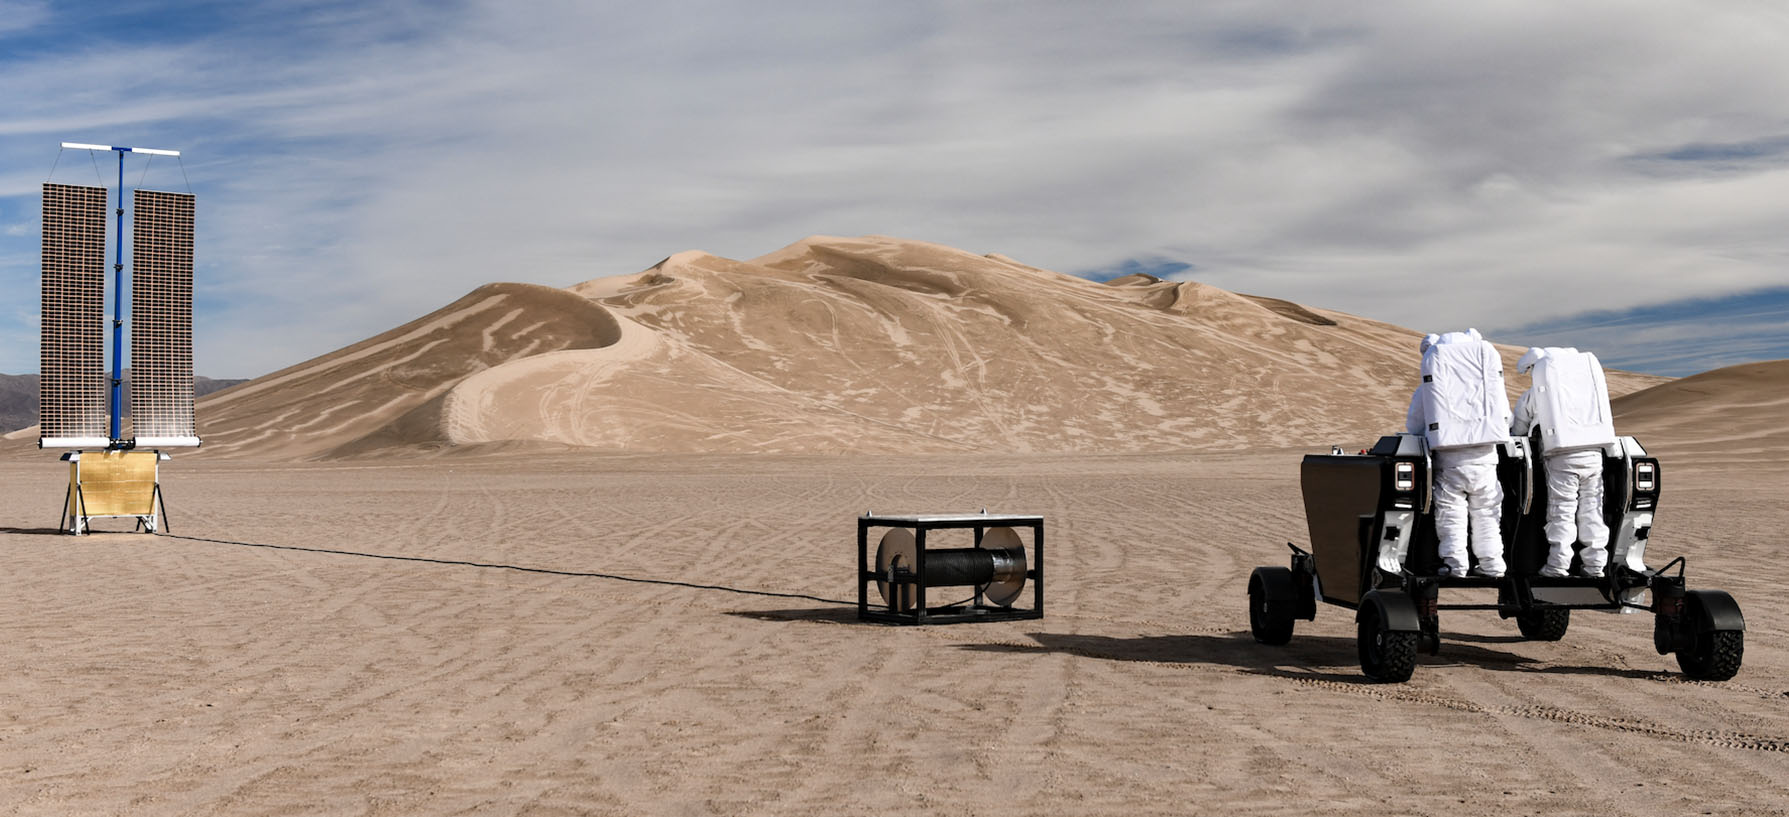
2 1 1786 379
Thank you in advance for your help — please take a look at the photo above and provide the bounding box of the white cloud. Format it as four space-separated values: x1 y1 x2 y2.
3 1 1789 377
0 0 47 35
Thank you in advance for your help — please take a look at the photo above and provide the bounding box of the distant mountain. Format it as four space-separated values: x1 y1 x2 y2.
0 373 249 434
0 373 36 435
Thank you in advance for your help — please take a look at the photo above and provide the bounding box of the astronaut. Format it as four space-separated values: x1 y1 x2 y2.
1512 347 1616 578
1406 329 1512 578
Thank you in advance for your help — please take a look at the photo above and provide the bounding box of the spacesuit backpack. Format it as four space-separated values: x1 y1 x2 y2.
1419 332 1511 451
1521 347 1615 454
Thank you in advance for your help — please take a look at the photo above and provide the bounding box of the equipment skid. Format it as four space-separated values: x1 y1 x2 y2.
1248 433 1744 683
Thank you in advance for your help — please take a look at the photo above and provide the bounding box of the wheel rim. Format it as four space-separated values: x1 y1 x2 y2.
1361 609 1382 667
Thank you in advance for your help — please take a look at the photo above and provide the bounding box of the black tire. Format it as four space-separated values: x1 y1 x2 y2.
1516 607 1571 641
1678 630 1744 681
1358 604 1416 683
1248 569 1295 646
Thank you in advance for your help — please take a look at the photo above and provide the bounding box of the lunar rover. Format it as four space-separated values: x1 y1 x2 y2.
1248 433 1745 682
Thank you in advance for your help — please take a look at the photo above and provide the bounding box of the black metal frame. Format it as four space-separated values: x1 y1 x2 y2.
857 513 1044 625
1372 550 1677 656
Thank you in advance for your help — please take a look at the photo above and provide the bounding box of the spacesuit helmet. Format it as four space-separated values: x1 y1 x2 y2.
1517 346 1579 374
1517 347 1547 374
1421 328 1483 354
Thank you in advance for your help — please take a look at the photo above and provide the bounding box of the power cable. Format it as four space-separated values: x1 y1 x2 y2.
155 532 857 607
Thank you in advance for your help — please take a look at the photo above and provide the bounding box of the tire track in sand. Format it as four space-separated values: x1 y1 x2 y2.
1285 676 1789 753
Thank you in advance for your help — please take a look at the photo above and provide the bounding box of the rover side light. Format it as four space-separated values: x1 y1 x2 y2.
1635 461 1656 493
1394 460 1416 492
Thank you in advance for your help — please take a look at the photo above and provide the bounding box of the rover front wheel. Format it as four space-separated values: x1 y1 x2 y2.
1676 591 1745 681
1358 603 1416 683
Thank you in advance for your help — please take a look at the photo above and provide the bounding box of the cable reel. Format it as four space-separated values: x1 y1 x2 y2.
874 526 1028 611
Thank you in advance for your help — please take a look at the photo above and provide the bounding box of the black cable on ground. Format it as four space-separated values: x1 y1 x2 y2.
155 532 856 607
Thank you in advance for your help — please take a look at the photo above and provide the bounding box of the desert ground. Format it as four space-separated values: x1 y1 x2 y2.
4 236 1784 815
2 449 1784 816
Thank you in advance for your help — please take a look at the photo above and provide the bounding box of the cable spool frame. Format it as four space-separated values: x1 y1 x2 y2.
857 512 1044 625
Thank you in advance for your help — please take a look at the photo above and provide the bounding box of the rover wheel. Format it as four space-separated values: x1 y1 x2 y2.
1675 591 1745 681
1516 607 1570 641
1358 603 1416 683
1677 631 1743 681
1678 628 1744 681
1248 567 1296 645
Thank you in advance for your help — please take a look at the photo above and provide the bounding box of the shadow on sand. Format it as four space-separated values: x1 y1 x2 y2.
959 630 1673 681
725 608 864 625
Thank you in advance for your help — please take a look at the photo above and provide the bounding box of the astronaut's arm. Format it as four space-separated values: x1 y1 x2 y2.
1511 391 1535 436
1405 389 1425 435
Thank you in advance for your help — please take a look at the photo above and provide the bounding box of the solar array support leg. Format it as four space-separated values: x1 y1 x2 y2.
72 484 90 536
156 483 171 533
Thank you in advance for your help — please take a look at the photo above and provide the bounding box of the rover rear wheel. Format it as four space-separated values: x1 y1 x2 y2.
1248 567 1296 645
1516 607 1571 641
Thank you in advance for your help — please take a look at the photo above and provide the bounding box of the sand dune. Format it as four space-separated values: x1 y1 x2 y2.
175 282 625 459
1611 359 1789 466
2 235 1669 460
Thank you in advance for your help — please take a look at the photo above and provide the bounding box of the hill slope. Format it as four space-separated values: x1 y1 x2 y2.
1 235 1672 460
1612 359 1789 465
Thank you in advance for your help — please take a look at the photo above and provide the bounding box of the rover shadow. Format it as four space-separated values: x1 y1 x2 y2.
962 630 1670 681
958 631 1381 683
1446 631 1530 645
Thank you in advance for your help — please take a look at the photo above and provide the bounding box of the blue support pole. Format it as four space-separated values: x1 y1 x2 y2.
109 149 124 445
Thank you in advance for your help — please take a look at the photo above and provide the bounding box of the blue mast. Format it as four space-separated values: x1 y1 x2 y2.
109 149 124 445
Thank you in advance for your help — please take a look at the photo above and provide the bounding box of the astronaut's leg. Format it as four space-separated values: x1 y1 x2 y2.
1431 467 1471 576
1542 458 1582 577
1462 459 1507 576
1572 456 1610 575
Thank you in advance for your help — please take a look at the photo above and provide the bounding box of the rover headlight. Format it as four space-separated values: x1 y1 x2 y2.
1394 460 1416 492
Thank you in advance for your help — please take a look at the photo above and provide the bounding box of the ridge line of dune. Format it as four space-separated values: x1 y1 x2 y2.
202 283 577 410
439 311 660 446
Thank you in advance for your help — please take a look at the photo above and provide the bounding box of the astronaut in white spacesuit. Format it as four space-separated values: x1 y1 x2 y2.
1512 347 1616 578
1406 329 1512 578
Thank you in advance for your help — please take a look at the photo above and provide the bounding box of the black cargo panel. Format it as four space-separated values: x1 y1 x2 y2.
1300 455 1385 605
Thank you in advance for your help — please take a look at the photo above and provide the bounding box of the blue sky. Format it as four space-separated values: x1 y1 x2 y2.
3 1 1786 379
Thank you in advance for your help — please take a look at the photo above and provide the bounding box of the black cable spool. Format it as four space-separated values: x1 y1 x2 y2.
875 527 1028 612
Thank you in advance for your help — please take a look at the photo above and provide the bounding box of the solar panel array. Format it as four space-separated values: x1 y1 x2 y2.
40 183 110 447
129 189 199 446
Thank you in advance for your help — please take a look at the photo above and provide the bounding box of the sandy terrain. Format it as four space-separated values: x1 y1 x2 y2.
4 235 1781 814
1 448 1783 816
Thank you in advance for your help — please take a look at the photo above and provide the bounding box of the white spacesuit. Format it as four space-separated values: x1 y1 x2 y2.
1406 329 1512 578
1512 347 1616 578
